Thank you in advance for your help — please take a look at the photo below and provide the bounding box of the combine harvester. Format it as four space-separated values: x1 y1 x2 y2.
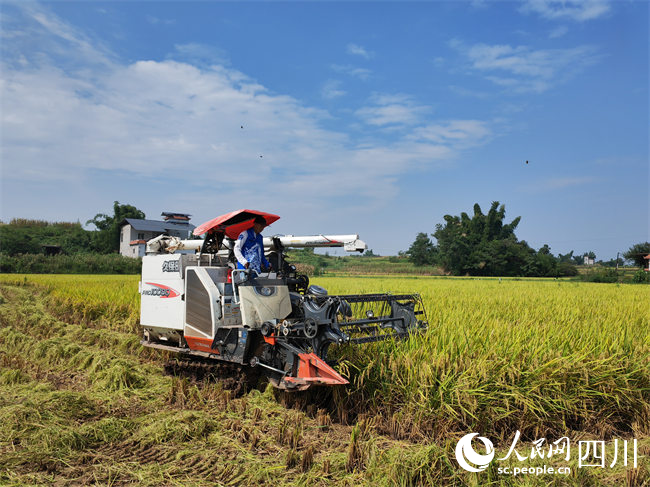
140 209 427 391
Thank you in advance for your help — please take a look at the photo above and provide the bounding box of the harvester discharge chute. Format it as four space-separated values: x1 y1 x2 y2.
140 209 427 391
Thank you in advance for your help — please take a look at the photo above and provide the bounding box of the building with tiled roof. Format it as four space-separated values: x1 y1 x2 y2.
119 212 194 258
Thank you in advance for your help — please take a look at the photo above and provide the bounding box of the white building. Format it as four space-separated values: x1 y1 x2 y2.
120 212 195 258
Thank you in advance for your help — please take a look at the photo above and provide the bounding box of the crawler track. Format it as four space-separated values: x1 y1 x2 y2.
163 357 263 397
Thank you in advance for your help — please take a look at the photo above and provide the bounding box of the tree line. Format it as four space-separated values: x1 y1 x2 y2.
405 201 649 277
2 200 648 279
0 201 145 256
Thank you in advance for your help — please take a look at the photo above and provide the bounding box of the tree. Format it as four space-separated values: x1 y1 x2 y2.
289 247 329 270
0 220 91 255
405 201 581 277
556 262 579 276
406 232 436 266
557 250 575 263
528 244 557 277
623 242 650 267
598 257 624 268
433 201 527 276
87 201 145 253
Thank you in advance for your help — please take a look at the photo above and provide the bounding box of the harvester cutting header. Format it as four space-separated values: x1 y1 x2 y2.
140 209 427 390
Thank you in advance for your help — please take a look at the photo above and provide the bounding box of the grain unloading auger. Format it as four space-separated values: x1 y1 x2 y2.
140 209 427 391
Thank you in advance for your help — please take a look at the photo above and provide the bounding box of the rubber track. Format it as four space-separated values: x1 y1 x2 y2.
163 357 262 397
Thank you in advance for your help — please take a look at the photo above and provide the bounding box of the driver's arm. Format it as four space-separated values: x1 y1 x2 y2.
233 231 248 268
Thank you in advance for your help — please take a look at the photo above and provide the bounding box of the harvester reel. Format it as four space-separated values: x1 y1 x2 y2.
390 301 417 332
337 300 353 318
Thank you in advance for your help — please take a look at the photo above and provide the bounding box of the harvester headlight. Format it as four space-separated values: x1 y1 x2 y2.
255 286 275 297
366 310 375 319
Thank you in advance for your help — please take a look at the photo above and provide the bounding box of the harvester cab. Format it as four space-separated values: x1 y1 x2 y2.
140 209 427 391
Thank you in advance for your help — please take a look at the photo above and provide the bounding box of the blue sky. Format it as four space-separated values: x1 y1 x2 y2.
1 0 648 259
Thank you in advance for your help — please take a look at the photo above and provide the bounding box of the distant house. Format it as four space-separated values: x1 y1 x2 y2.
583 256 595 266
644 254 649 272
120 212 195 258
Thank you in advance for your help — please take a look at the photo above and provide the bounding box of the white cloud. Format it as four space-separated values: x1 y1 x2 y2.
321 79 346 99
451 40 600 93
448 85 491 99
146 15 176 25
520 0 611 22
1 3 495 224
469 0 490 9
346 43 373 59
355 94 430 127
408 120 492 147
1 3 115 72
330 64 372 80
548 25 569 39
169 43 229 66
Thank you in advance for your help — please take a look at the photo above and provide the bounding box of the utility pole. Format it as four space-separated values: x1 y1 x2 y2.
616 252 620 271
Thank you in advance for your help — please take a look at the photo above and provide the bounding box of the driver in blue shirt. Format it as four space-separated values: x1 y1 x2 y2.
233 215 272 273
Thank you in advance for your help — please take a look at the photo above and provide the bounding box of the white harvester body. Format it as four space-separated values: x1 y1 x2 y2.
139 209 426 390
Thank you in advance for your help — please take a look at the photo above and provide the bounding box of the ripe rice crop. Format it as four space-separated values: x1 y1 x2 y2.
315 276 650 440
0 273 648 486
0 274 140 332
3 273 648 439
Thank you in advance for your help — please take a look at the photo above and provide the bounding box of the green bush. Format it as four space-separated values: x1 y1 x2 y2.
580 268 618 283
631 269 650 284
0 253 141 274
0 219 91 255
556 262 578 277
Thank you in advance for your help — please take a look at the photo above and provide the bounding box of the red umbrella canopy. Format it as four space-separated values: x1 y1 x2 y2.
193 209 280 240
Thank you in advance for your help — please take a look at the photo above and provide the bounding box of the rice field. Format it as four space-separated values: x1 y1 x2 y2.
319 277 650 439
0 273 648 486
